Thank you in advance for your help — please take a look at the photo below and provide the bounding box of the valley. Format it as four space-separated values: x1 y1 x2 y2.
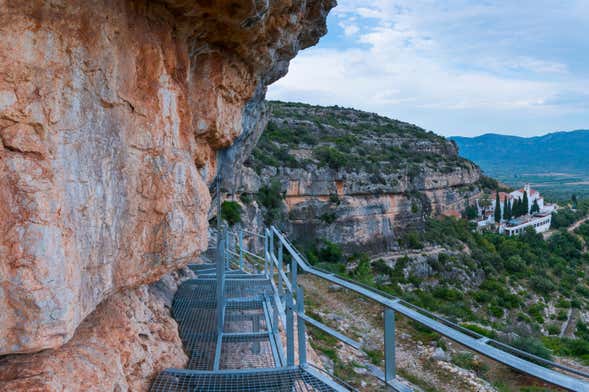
451 131 589 200
221 101 589 391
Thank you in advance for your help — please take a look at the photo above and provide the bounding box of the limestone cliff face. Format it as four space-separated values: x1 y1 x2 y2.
0 0 334 359
239 102 482 253
0 268 194 391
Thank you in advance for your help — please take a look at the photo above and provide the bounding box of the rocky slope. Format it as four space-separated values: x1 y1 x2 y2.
236 101 483 253
0 0 334 389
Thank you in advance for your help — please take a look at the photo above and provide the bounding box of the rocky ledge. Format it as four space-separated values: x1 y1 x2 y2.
235 101 483 253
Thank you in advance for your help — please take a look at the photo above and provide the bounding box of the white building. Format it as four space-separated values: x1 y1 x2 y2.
475 184 555 235
487 184 556 220
500 213 552 236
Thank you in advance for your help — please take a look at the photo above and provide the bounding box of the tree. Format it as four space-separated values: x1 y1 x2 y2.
531 199 540 214
494 192 502 222
512 198 520 218
522 190 529 215
513 197 525 218
464 205 477 220
503 197 510 221
572 194 578 209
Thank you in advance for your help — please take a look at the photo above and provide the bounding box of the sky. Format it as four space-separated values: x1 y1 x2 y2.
267 0 589 137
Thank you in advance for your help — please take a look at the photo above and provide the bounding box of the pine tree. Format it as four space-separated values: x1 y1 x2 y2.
522 190 529 215
503 196 509 220
507 198 512 219
531 199 540 214
494 192 502 222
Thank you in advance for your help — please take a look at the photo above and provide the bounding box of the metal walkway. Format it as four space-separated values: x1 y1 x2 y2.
151 247 347 391
151 225 589 392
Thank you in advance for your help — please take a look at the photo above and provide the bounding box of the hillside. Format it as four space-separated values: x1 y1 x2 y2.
451 130 589 199
238 101 488 253
222 101 589 391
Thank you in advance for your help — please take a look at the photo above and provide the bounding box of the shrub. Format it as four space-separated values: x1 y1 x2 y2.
320 212 337 224
512 337 552 362
256 180 284 224
530 275 556 295
547 323 561 335
221 201 241 226
452 352 488 376
400 231 423 249
488 304 504 318
460 323 497 339
314 146 347 170
239 193 252 205
318 241 344 264
329 193 341 205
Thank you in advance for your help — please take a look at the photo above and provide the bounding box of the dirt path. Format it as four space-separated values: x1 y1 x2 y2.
568 215 589 232
543 214 589 241
561 308 578 338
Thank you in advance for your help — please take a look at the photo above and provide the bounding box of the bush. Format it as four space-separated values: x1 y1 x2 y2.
221 201 241 226
314 146 347 170
530 275 556 295
239 193 252 205
452 352 488 375
547 323 560 335
318 241 344 264
256 180 284 224
320 212 337 224
488 304 504 318
460 323 497 339
543 336 589 365
512 337 552 362
400 231 423 249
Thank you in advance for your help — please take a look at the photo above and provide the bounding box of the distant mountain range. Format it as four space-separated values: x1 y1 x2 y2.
451 130 589 174
450 130 589 199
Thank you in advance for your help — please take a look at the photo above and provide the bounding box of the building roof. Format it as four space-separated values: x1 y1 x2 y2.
443 209 461 218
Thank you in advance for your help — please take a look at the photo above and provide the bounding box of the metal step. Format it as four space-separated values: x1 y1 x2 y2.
150 367 344 392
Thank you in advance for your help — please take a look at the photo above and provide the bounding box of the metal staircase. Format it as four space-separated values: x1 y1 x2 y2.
150 228 349 391
151 225 589 392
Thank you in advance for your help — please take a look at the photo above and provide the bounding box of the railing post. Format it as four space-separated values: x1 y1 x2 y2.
225 228 230 269
290 253 298 289
238 229 244 270
278 241 284 298
286 293 295 366
385 308 396 385
264 229 269 276
296 286 307 365
216 228 226 336
269 229 275 279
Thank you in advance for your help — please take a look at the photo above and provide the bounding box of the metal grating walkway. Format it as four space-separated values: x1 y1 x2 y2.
150 261 345 391
151 367 340 391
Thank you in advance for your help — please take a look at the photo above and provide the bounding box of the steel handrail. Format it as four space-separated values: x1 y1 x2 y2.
270 226 589 391
273 226 589 372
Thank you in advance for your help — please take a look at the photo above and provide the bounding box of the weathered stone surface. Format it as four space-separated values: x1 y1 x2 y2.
0 0 335 355
238 102 482 253
0 268 194 391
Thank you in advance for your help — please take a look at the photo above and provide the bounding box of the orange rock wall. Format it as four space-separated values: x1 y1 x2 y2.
0 0 334 357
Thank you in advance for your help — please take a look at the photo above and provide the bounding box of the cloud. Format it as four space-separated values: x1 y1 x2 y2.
268 0 589 136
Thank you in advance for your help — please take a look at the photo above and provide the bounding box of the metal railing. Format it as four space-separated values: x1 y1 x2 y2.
223 225 589 392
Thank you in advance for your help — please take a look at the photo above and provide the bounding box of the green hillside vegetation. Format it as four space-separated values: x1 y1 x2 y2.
248 101 477 179
300 199 589 367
